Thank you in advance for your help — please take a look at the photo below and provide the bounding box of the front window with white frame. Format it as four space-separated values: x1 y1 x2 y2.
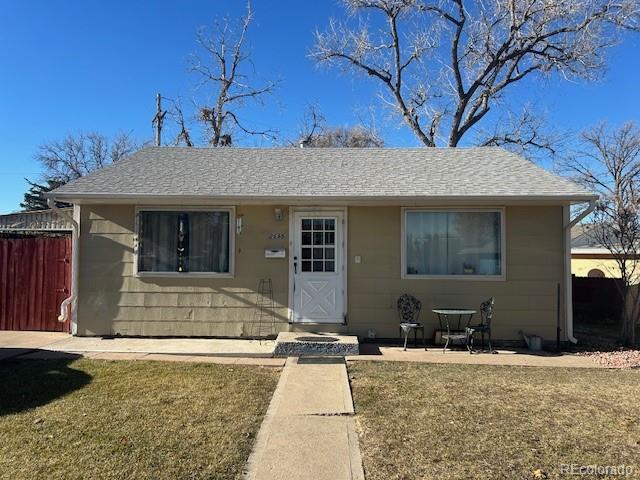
137 209 232 274
403 209 504 278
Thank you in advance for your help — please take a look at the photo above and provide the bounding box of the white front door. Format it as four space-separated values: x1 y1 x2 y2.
291 211 345 323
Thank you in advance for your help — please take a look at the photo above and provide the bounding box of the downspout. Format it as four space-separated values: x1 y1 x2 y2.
47 198 79 333
563 199 597 344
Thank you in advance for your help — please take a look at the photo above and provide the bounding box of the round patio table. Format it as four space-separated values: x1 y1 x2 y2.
432 309 477 352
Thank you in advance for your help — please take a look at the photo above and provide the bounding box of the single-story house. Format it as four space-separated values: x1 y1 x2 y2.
571 224 632 279
0 207 73 232
46 146 597 343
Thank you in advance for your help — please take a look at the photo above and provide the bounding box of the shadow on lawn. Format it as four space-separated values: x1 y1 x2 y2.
0 352 91 415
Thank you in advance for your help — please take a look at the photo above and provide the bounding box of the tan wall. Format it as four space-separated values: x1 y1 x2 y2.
571 257 628 279
77 204 290 336
77 204 566 341
347 206 566 341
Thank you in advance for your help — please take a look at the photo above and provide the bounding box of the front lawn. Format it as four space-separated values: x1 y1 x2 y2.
0 358 279 480
349 362 640 480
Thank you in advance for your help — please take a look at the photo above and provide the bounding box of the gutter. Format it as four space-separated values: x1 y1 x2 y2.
47 198 79 331
563 199 597 344
47 192 599 205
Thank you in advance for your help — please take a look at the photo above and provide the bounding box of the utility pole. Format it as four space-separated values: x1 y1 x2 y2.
152 93 167 146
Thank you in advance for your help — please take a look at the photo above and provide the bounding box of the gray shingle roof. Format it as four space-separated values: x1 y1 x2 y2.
49 146 595 202
571 224 613 249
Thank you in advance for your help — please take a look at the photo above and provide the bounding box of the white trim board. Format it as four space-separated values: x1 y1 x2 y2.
51 193 598 206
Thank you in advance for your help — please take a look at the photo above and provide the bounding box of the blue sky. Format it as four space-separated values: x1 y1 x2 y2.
0 0 639 213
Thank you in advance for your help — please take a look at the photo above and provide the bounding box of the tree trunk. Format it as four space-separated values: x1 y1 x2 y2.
622 285 639 347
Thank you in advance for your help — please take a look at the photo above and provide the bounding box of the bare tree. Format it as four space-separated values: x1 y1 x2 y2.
166 98 195 147
189 2 278 146
297 105 327 147
35 132 137 182
306 125 385 148
478 108 560 154
295 105 384 147
311 0 639 151
563 122 640 346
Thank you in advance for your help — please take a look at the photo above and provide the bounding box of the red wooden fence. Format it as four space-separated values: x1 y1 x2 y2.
0 236 71 331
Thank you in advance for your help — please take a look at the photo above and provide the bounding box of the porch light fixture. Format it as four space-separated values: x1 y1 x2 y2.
236 215 244 235
274 208 283 221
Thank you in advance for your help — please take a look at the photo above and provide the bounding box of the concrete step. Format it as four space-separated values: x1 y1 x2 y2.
274 332 359 357
287 323 350 334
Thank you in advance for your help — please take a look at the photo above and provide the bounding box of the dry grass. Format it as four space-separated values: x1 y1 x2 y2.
349 361 640 480
0 358 279 480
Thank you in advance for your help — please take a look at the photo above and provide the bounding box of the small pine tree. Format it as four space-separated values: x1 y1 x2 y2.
20 178 70 211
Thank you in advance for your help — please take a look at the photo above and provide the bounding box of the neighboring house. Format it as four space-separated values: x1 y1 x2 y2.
0 207 73 231
571 224 630 279
46 146 596 342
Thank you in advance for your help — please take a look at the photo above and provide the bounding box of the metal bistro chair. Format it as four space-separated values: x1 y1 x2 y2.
435 310 471 353
466 297 495 353
397 294 426 351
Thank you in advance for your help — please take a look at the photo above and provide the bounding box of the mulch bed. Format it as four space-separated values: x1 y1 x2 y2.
573 322 640 368
581 348 640 369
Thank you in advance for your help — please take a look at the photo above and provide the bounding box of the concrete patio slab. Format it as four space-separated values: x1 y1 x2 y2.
0 331 70 360
349 344 600 368
0 331 68 349
0 331 281 365
18 350 84 360
23 350 285 366
245 357 364 480
43 335 276 357
82 351 150 361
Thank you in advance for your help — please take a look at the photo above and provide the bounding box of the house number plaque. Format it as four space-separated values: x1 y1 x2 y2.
269 232 286 240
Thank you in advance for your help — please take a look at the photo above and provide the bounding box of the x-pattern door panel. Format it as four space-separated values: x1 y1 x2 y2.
293 212 344 323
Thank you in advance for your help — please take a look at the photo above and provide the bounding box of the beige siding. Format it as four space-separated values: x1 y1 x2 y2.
77 203 566 341
347 206 566 341
77 204 290 336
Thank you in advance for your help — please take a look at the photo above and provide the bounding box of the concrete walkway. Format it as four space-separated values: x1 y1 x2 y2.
0 332 601 369
0 331 69 360
245 357 364 480
45 335 275 357
0 331 282 366
349 344 600 368
0 331 274 356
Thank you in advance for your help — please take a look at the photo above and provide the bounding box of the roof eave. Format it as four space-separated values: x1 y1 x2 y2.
46 192 598 206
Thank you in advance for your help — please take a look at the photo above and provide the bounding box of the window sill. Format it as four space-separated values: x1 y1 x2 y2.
136 272 234 279
402 274 506 281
